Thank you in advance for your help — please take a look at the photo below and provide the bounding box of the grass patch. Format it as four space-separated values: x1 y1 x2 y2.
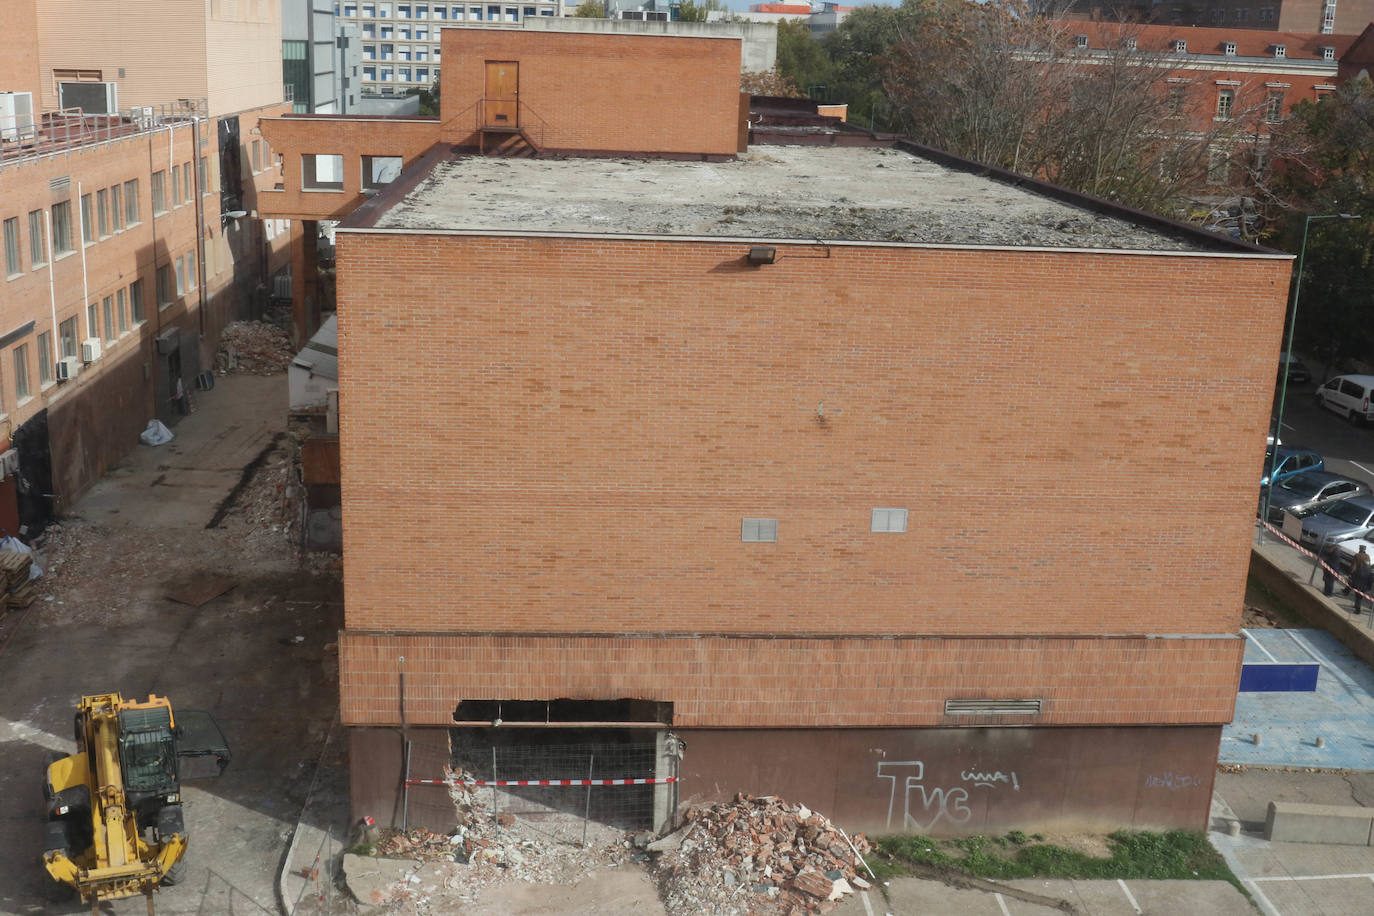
872 830 1244 895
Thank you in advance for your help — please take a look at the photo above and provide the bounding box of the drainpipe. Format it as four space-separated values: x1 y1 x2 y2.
76 182 91 341
191 115 208 341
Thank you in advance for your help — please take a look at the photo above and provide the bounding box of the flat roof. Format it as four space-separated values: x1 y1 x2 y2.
363 145 1252 252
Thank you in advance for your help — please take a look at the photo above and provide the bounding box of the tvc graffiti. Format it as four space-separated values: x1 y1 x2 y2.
877 761 1024 831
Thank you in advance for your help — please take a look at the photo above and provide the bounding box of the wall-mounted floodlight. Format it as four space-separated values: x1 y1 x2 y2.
746 246 777 266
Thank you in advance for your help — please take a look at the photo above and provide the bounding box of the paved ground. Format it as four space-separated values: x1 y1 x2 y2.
0 373 342 916
1227 628 1374 770
831 877 1253 915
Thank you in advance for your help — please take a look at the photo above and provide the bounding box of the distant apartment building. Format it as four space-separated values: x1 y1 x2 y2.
335 0 561 97
285 0 363 114
1067 0 1374 35
0 0 293 528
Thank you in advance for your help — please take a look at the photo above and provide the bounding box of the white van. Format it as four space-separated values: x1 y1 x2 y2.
1316 374 1374 425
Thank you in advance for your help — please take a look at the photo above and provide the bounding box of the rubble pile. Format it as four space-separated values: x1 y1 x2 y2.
651 794 874 916
359 768 639 911
216 320 295 375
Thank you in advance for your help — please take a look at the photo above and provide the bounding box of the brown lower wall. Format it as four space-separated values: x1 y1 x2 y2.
351 723 1219 836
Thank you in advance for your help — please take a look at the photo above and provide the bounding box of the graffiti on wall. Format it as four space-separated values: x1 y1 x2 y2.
1143 771 1201 790
877 760 1022 831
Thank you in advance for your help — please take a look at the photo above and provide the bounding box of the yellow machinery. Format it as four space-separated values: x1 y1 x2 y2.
42 692 229 911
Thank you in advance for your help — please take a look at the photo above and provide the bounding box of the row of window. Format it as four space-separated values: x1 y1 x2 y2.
1090 34 1337 61
364 42 440 60
339 2 555 18
362 65 435 83
3 162 208 281
741 509 910 543
302 154 403 190
0 276 149 416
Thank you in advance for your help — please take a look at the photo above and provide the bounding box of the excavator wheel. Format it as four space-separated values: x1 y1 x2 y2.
162 858 188 886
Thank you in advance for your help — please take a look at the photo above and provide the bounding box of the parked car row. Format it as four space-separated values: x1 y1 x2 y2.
1263 470 1370 525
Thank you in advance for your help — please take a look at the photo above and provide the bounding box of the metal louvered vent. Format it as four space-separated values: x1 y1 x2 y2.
945 698 1042 716
50 176 71 194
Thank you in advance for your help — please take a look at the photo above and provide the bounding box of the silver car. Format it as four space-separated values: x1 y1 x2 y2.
1264 471 1370 524
1299 495 1374 548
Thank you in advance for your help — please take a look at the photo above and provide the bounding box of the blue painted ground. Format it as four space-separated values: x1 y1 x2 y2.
1224 628 1374 770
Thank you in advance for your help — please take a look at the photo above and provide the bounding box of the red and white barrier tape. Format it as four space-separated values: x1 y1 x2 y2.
406 776 678 787
1260 519 1374 605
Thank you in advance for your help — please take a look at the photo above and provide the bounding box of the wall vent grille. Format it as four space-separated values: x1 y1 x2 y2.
945 698 1042 716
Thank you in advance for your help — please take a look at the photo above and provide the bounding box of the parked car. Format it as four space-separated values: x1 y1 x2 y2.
1299 495 1374 548
1260 446 1323 488
1279 352 1311 385
1326 537 1374 575
1315 374 1374 425
1263 470 1370 524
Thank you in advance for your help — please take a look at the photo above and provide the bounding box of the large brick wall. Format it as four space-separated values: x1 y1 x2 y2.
0 0 41 100
338 632 1244 727
438 28 742 155
333 231 1288 728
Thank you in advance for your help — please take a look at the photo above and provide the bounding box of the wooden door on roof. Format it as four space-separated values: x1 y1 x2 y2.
484 61 518 128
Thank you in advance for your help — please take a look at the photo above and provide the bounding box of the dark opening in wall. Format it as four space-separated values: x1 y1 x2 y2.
453 697 671 726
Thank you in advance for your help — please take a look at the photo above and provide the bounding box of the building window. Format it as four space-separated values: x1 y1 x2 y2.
1321 46 1336 60
1216 88 1235 120
28 210 45 267
59 316 78 359
1207 148 1229 184
198 157 208 195
171 165 181 206
303 154 345 190
182 162 191 202
871 508 908 533
1235 7 1249 20
1224 41 1236 55
362 155 403 188
87 302 99 340
117 287 128 334
344 2 356 13
1167 84 1186 118
362 23 375 37
741 518 778 543
110 185 123 231
102 296 115 343
381 43 393 59
1259 6 1274 20
434 4 446 16
523 5 535 16
1273 44 1286 58
416 2 428 15
399 2 411 15
399 67 411 81
1211 9 1224 21
1172 39 1187 52
1323 8 1335 32
1266 90 1285 123
4 218 19 276
363 66 377 80
186 253 196 291
416 66 429 80
97 188 109 235
363 44 376 60
80 193 94 244
416 25 428 39
124 179 139 224
130 278 145 323
152 170 166 213
381 67 393 81
36 332 51 384
252 140 263 172
13 345 28 401
156 264 172 308
1075 34 1088 49
174 257 185 297
51 201 73 255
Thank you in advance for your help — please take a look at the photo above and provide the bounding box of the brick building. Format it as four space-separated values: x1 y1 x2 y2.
1056 22 1360 192
261 26 1291 835
1067 0 1373 34
0 1 294 525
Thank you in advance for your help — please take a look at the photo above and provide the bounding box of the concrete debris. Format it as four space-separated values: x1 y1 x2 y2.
651 793 872 916
216 319 295 375
346 768 639 912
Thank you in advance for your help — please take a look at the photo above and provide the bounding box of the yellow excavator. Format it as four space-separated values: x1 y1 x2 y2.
42 692 230 911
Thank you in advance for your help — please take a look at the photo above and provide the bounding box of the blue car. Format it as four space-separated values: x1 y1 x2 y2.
1261 446 1323 488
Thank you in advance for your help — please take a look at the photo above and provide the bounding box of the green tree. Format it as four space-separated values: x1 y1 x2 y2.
1270 79 1374 365
677 0 725 23
573 0 603 16
821 0 938 127
776 19 833 99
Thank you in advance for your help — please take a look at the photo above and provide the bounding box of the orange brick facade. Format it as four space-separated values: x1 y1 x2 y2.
0 0 42 101
334 233 1290 731
439 28 742 156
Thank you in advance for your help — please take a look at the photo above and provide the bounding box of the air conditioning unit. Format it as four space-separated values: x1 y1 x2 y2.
81 338 102 363
55 357 80 381
156 331 179 355
58 81 118 115
0 449 19 478
0 91 35 142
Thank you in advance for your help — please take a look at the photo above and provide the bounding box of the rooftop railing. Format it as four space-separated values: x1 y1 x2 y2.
0 98 209 169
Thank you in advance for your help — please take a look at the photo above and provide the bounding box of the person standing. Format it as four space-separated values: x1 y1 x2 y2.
1354 546 1374 614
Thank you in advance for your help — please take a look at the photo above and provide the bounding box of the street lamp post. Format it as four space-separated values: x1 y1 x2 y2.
1263 212 1362 535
